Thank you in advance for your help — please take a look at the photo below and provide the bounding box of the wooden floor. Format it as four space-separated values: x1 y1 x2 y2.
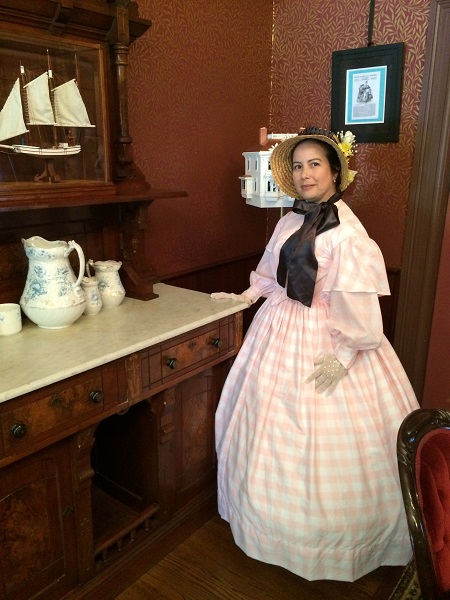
115 515 404 600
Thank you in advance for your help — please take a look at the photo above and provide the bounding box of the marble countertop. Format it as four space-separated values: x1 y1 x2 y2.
0 284 247 403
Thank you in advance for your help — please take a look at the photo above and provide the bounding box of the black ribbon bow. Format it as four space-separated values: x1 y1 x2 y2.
276 192 342 307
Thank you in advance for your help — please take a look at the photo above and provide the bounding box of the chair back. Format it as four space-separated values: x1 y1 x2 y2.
397 408 450 600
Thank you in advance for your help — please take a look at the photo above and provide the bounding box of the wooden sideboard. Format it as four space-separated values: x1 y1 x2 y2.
0 284 245 600
0 5 243 597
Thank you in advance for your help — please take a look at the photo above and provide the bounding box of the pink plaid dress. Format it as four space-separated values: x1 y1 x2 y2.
216 200 419 581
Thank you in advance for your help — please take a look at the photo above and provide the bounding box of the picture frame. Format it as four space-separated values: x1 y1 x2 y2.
331 43 404 143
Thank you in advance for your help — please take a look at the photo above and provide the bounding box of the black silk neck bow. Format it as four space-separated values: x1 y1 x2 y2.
276 192 342 307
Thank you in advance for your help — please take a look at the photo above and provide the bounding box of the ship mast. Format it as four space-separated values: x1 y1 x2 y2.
19 62 31 146
69 52 79 147
33 49 61 182
47 49 59 149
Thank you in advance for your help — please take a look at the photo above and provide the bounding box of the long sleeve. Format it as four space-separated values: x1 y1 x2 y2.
241 251 279 303
328 290 385 369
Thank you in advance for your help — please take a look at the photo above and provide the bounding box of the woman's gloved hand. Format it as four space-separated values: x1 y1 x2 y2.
211 292 252 306
306 354 348 394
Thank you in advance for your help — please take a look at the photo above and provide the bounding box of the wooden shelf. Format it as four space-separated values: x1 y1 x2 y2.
92 486 159 558
0 183 187 212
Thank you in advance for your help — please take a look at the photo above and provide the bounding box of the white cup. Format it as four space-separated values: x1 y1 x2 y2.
0 303 22 336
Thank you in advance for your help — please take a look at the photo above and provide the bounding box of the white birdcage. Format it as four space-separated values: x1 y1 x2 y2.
239 127 298 208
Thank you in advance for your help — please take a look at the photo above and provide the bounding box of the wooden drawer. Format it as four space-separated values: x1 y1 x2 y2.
0 360 128 459
135 314 240 398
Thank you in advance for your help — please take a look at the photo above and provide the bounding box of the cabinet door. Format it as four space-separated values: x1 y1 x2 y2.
173 368 217 509
176 363 236 512
0 440 78 600
153 362 232 517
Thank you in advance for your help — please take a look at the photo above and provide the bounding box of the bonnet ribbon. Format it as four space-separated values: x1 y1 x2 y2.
276 192 342 307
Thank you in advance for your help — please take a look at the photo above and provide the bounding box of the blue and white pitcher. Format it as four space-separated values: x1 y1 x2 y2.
20 236 86 329
88 259 125 308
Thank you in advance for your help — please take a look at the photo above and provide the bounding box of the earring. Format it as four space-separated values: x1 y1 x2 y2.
333 178 337 183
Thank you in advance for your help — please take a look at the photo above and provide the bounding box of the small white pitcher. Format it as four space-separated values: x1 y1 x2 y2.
88 259 125 309
81 275 103 316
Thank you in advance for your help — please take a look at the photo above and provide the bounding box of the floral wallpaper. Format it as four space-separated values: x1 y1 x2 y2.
129 0 431 277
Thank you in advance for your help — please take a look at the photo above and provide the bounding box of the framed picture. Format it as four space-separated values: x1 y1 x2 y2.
0 31 109 184
331 43 404 143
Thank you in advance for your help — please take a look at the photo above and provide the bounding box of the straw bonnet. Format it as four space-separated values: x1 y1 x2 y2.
270 126 357 199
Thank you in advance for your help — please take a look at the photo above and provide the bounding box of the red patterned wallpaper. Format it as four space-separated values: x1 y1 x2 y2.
129 0 431 278
128 0 273 278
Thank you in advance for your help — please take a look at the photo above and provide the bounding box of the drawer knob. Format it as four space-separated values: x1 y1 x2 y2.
166 357 179 370
89 389 104 404
11 423 28 439
211 338 222 349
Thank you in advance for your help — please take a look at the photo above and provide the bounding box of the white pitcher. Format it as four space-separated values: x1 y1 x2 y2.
20 236 86 329
89 259 125 308
81 276 102 316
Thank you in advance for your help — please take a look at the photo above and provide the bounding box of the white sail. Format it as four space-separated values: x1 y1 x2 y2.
0 79 29 143
53 79 95 128
23 72 57 126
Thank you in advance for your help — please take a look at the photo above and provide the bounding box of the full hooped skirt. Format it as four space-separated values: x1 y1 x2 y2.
216 291 418 581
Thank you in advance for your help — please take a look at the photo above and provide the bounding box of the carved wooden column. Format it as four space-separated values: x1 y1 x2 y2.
108 1 158 299
108 1 151 193
110 41 151 191
118 201 158 299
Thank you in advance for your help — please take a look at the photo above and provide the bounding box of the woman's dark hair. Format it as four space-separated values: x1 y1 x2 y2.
291 138 341 189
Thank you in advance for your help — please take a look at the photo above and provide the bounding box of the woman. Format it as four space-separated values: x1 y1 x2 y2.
211 126 419 581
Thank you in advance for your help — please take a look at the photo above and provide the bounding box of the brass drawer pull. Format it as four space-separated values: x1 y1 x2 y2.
211 338 222 349
166 357 179 370
89 389 104 404
11 423 28 439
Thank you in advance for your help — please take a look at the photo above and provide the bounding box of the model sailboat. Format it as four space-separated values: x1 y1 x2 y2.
0 62 94 157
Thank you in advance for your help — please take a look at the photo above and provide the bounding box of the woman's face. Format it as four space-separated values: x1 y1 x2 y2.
292 140 338 203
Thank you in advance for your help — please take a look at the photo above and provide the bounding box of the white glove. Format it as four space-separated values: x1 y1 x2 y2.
210 292 252 306
306 354 347 394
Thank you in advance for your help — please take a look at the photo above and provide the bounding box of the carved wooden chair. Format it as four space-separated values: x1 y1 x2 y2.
397 408 450 600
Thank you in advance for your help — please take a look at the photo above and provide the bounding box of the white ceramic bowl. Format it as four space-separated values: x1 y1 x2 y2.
21 301 86 329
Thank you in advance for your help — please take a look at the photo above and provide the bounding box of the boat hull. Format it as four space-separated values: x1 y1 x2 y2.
12 144 81 156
